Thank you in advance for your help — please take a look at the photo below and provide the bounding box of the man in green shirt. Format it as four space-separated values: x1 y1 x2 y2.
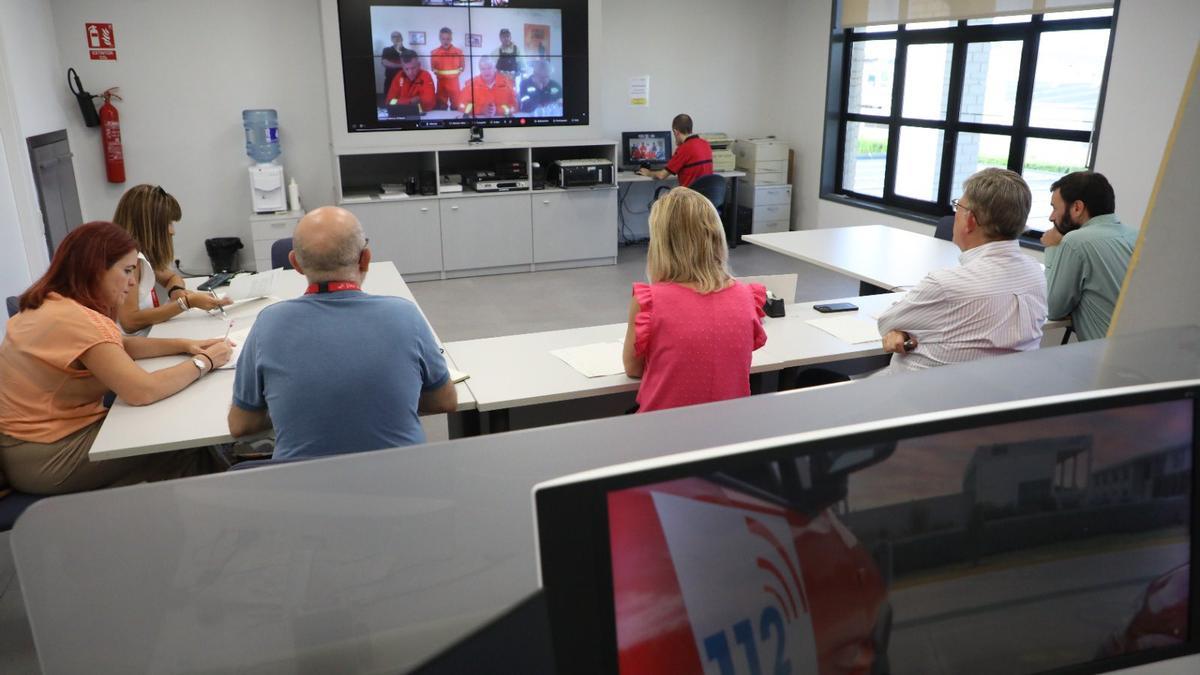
1041 171 1137 341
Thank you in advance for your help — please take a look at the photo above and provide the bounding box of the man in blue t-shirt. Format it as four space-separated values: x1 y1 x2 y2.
228 206 456 459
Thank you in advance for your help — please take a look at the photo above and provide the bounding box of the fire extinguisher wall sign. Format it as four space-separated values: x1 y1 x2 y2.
99 87 125 183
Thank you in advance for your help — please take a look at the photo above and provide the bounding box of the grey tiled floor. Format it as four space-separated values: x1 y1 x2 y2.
410 241 856 342
0 242 852 672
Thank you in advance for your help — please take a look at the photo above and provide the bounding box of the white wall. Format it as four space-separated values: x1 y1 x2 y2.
0 124 32 334
0 0 64 301
14 0 1192 270
27 0 787 255
779 0 1200 239
595 0 784 141
1110 47 1200 337
1093 0 1200 229
50 0 336 274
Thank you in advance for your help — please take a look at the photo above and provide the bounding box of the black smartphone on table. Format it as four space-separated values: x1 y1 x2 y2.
813 302 858 313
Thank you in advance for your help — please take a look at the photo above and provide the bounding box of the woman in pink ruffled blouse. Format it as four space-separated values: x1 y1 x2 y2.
622 187 767 413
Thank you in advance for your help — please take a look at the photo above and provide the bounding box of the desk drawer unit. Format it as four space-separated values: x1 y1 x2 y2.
249 211 302 272
744 166 787 184
738 184 791 209
532 188 617 264
440 193 533 273
344 201 443 275
748 202 791 234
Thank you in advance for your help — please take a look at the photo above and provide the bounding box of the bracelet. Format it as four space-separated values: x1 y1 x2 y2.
197 353 214 370
167 285 187 298
176 295 189 311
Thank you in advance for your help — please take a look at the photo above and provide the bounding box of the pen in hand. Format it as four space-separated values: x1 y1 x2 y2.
211 289 228 318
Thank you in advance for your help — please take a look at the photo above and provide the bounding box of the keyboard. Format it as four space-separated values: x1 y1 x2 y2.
196 272 235 292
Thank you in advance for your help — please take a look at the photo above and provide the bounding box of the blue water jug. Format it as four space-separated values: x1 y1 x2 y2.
242 109 280 163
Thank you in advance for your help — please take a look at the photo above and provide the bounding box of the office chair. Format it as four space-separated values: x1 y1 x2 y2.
934 215 954 242
6 295 18 318
270 237 294 270
651 175 726 212
688 174 727 212
1 491 45 532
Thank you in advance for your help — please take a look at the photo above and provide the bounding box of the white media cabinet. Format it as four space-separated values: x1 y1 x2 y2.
335 140 618 281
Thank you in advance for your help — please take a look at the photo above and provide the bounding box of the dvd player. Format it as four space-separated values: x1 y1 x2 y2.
473 179 530 192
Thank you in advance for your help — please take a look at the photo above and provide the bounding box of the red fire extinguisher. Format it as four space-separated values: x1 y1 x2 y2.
98 87 125 183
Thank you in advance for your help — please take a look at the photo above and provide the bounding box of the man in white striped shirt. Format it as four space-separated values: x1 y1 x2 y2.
876 168 1047 375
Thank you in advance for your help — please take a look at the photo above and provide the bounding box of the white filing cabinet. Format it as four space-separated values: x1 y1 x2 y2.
738 184 792 234
249 210 304 272
734 138 792 233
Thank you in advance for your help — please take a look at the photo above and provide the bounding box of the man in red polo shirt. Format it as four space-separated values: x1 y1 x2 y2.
638 113 713 188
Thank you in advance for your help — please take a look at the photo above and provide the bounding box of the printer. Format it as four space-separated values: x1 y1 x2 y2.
553 158 614 188
700 133 737 172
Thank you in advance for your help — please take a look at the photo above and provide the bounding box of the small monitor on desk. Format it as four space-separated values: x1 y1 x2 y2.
621 131 671 171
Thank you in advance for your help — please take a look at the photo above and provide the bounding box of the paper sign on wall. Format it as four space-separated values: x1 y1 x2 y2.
629 76 649 107
86 23 117 61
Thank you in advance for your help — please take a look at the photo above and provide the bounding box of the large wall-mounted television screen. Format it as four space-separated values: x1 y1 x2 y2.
338 0 588 132
536 382 1199 675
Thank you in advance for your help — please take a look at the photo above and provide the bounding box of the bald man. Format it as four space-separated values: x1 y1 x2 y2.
228 206 456 459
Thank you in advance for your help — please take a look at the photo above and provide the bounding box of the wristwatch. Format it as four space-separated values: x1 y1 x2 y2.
192 356 210 377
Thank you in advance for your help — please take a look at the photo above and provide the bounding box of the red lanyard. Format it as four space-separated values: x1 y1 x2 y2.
304 281 362 294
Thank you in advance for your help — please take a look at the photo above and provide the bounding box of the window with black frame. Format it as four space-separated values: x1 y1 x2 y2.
825 8 1116 229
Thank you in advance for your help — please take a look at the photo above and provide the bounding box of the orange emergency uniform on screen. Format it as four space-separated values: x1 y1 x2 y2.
460 73 518 117
385 68 436 113
430 45 465 110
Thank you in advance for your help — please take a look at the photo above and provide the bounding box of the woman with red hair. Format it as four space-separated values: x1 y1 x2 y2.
0 222 233 494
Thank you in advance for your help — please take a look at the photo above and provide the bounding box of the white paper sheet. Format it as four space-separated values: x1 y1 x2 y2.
224 270 277 301
215 326 253 370
805 316 882 344
550 342 626 378
448 368 470 384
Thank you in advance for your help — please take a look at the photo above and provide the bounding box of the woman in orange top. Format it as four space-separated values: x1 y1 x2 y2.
0 222 234 495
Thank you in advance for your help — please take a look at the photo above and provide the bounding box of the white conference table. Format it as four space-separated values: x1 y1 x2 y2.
89 261 476 461
743 225 963 291
444 293 906 428
743 224 1046 292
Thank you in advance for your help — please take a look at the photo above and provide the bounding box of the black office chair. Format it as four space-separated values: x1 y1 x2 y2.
1 490 45 532
934 215 954 242
688 174 727 212
652 175 732 245
6 295 18 318
270 237 294 270
651 175 726 212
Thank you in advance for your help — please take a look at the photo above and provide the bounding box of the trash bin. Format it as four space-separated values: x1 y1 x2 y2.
205 237 244 273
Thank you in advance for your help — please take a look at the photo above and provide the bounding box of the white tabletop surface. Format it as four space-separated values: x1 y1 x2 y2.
89 262 475 461
444 293 906 412
743 225 964 290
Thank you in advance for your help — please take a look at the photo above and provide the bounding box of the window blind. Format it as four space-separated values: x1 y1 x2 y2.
840 0 1113 28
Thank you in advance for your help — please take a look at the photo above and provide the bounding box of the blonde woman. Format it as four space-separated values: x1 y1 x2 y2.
622 187 767 413
112 184 231 334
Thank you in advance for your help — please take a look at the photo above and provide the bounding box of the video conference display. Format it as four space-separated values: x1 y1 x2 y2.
338 0 588 132
604 399 1193 674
